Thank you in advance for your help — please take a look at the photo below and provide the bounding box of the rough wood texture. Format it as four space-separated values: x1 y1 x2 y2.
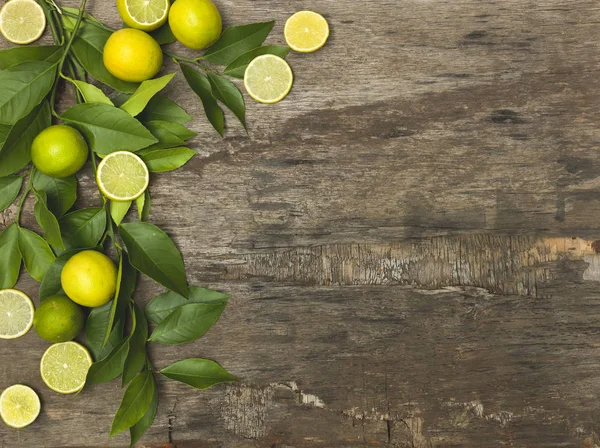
2 0 600 447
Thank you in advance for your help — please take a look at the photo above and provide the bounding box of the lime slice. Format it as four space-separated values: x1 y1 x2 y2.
0 0 46 45
244 55 294 104
118 0 169 32
40 342 92 394
96 151 150 201
284 11 329 53
0 289 34 339
0 385 41 428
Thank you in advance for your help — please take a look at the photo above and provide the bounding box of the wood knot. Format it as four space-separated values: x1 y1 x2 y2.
591 240 600 253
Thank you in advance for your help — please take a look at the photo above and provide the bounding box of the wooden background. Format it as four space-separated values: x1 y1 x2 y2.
2 0 600 446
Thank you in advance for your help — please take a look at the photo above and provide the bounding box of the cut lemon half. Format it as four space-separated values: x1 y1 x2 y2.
0 0 46 45
0 289 34 340
97 151 150 201
244 55 294 104
284 11 329 53
0 385 41 428
40 342 92 394
117 0 170 32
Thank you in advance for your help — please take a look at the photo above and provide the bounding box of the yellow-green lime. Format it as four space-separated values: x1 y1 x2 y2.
244 55 294 104
284 11 329 53
40 342 92 394
61 250 118 308
103 28 163 82
0 385 41 428
117 0 170 32
96 151 149 201
0 289 34 340
33 295 85 343
31 125 89 178
168 0 222 50
0 0 45 45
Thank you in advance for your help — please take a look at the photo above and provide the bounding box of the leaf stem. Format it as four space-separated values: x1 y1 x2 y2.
36 0 63 44
163 51 219 74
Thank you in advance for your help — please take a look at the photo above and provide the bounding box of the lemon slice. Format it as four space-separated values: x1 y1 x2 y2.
244 55 294 104
97 151 150 201
117 0 169 32
0 385 41 428
0 289 34 340
0 0 46 45
40 342 92 394
284 11 329 53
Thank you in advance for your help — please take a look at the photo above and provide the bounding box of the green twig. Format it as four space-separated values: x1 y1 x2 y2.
36 0 62 44
163 51 219 74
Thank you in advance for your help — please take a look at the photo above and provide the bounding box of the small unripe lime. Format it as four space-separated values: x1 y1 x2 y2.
33 295 85 343
31 125 88 178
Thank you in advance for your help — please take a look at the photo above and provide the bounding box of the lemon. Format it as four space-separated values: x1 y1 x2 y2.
168 0 221 50
0 0 45 45
103 28 163 82
61 250 118 308
33 295 85 343
244 55 294 104
117 0 170 32
0 289 34 340
0 385 40 428
40 342 92 394
96 151 150 201
31 125 89 178
284 11 330 53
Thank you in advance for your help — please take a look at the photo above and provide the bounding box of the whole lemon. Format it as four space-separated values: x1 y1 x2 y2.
116 0 169 32
169 0 222 50
31 125 88 178
61 250 118 308
103 28 163 82
33 295 85 343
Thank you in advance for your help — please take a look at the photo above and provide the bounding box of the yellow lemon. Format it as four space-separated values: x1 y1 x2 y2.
61 250 118 308
168 0 221 50
103 28 163 82
31 125 88 178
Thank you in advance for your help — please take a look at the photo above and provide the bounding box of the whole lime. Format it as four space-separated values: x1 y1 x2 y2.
61 250 118 308
103 28 163 82
168 0 222 50
33 295 85 343
31 125 88 178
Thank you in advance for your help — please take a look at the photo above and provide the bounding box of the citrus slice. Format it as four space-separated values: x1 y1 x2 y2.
0 0 46 45
0 289 34 340
40 342 92 394
117 0 170 32
0 385 41 428
244 55 294 104
284 11 329 53
96 151 150 201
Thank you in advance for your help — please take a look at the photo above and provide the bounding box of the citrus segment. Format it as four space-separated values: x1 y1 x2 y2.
40 342 92 394
0 289 34 340
0 385 41 428
96 151 150 201
244 55 294 104
117 0 169 32
0 0 46 45
284 11 329 53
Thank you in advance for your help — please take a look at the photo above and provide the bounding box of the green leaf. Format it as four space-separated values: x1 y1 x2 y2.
146 286 230 325
33 190 64 249
181 65 224 136
110 370 155 437
202 21 276 66
147 120 196 141
160 358 238 389
0 125 10 146
61 103 157 156
0 176 22 212
59 207 107 250
138 147 196 173
143 121 187 150
129 384 158 447
207 74 246 129
0 45 61 70
86 301 123 361
150 23 176 45
122 303 148 386
0 61 57 125
0 224 21 289
32 171 77 217
110 200 132 226
120 73 176 117
18 227 55 282
135 191 150 221
86 337 129 385
39 249 82 301
104 252 137 346
119 222 188 298
138 95 191 125
66 78 114 105
224 45 290 79
0 102 51 177
149 303 225 345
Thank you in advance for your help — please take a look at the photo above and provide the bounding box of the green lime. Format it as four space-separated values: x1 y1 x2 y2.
40 342 92 394
168 0 222 50
0 0 46 45
0 385 41 428
31 125 88 178
33 295 85 343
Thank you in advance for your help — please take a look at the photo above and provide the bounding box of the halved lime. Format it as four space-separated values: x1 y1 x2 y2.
96 151 150 201
0 289 34 340
244 55 294 104
117 0 170 32
40 342 92 394
284 11 330 53
0 0 46 45
0 385 41 428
